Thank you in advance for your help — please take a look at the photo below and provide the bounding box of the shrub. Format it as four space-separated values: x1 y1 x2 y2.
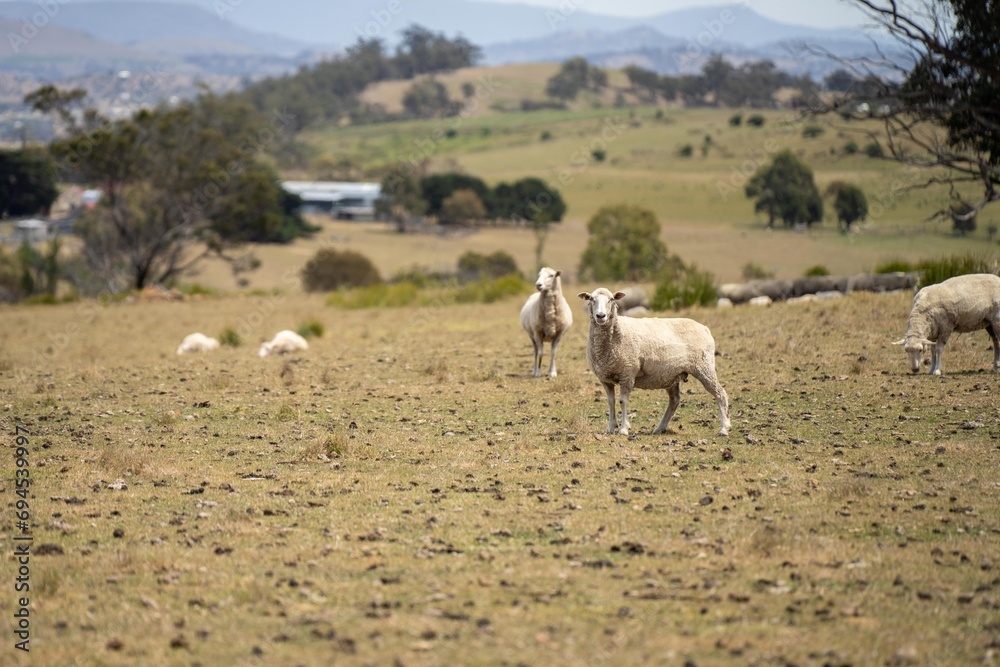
729 113 743 127
864 141 884 158
326 282 420 309
746 114 766 127
591 148 606 162
539 130 553 141
455 275 530 304
678 144 694 158
301 248 382 292
651 263 717 311
915 253 1000 288
804 265 830 276
874 259 915 274
218 327 242 348
742 262 775 280
802 124 824 139
297 318 325 339
843 140 859 154
457 250 521 283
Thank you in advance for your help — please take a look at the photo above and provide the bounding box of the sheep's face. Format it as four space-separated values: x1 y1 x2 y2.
535 267 560 292
258 343 272 358
578 288 626 327
903 336 931 373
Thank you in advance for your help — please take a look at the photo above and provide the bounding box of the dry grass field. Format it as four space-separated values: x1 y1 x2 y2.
2 286 999 667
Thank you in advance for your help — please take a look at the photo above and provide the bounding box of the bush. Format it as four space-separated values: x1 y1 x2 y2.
218 327 242 348
455 275 530 304
297 318 325 339
915 253 1000 288
804 265 830 276
539 130 553 141
742 262 775 280
843 140 859 154
457 250 521 283
678 144 694 157
873 259 915 274
651 263 717 311
591 148 606 162
728 113 743 127
746 114 766 127
326 282 420 309
301 248 382 292
864 141 884 158
802 124 825 139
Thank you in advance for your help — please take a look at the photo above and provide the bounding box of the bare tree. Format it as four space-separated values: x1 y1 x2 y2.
805 1 999 222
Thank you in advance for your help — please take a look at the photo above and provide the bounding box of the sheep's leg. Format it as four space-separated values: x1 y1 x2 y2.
601 382 618 434
530 336 542 377
930 342 944 375
987 323 1000 372
618 379 633 435
547 333 564 378
652 382 681 434
693 370 731 436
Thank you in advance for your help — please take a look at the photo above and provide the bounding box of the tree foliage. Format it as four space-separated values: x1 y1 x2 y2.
745 150 823 227
578 204 669 282
545 57 607 101
439 188 486 226
46 89 311 289
810 1 1000 218
825 181 869 231
0 148 58 218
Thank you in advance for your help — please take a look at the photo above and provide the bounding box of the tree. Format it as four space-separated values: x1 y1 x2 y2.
402 78 456 118
578 204 669 282
420 173 492 216
744 150 823 228
545 57 605 101
823 68 857 92
808 1 1000 221
0 149 58 218
301 248 382 292
491 177 565 269
46 88 308 290
825 181 869 232
376 170 427 232
439 188 486 226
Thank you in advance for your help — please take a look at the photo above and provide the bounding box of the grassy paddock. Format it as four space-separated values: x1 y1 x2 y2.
1 288 998 666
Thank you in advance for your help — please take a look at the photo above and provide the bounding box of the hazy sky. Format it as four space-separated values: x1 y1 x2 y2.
470 0 873 29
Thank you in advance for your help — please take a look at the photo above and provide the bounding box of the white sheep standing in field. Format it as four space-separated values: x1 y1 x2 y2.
176 332 220 355
893 273 1000 375
520 267 573 377
259 330 309 357
578 288 731 436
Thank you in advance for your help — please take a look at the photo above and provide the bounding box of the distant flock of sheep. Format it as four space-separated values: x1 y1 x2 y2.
176 329 309 358
175 269 1000 437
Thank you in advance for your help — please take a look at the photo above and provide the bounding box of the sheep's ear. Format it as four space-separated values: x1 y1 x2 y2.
577 292 591 300
922 338 937 346
613 291 627 300
891 339 906 346
555 270 562 277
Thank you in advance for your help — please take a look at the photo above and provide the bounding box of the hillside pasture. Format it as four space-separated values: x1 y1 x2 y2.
1 288 998 666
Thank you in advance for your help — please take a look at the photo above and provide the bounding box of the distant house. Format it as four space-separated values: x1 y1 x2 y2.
281 181 381 220
14 218 49 243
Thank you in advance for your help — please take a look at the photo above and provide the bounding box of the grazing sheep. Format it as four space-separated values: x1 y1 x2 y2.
578 288 730 436
259 330 309 358
893 273 1000 375
520 267 573 377
176 332 219 355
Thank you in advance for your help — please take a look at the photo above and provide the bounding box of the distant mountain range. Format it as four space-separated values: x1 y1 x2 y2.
0 0 892 109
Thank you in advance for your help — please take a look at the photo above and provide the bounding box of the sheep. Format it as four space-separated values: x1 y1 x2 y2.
259 330 309 358
578 287 730 436
176 332 219 355
893 273 1000 375
520 267 573 377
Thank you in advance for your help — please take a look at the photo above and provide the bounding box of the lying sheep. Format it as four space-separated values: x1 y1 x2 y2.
578 288 730 436
520 267 573 377
259 330 309 357
176 332 219 355
893 273 1000 375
